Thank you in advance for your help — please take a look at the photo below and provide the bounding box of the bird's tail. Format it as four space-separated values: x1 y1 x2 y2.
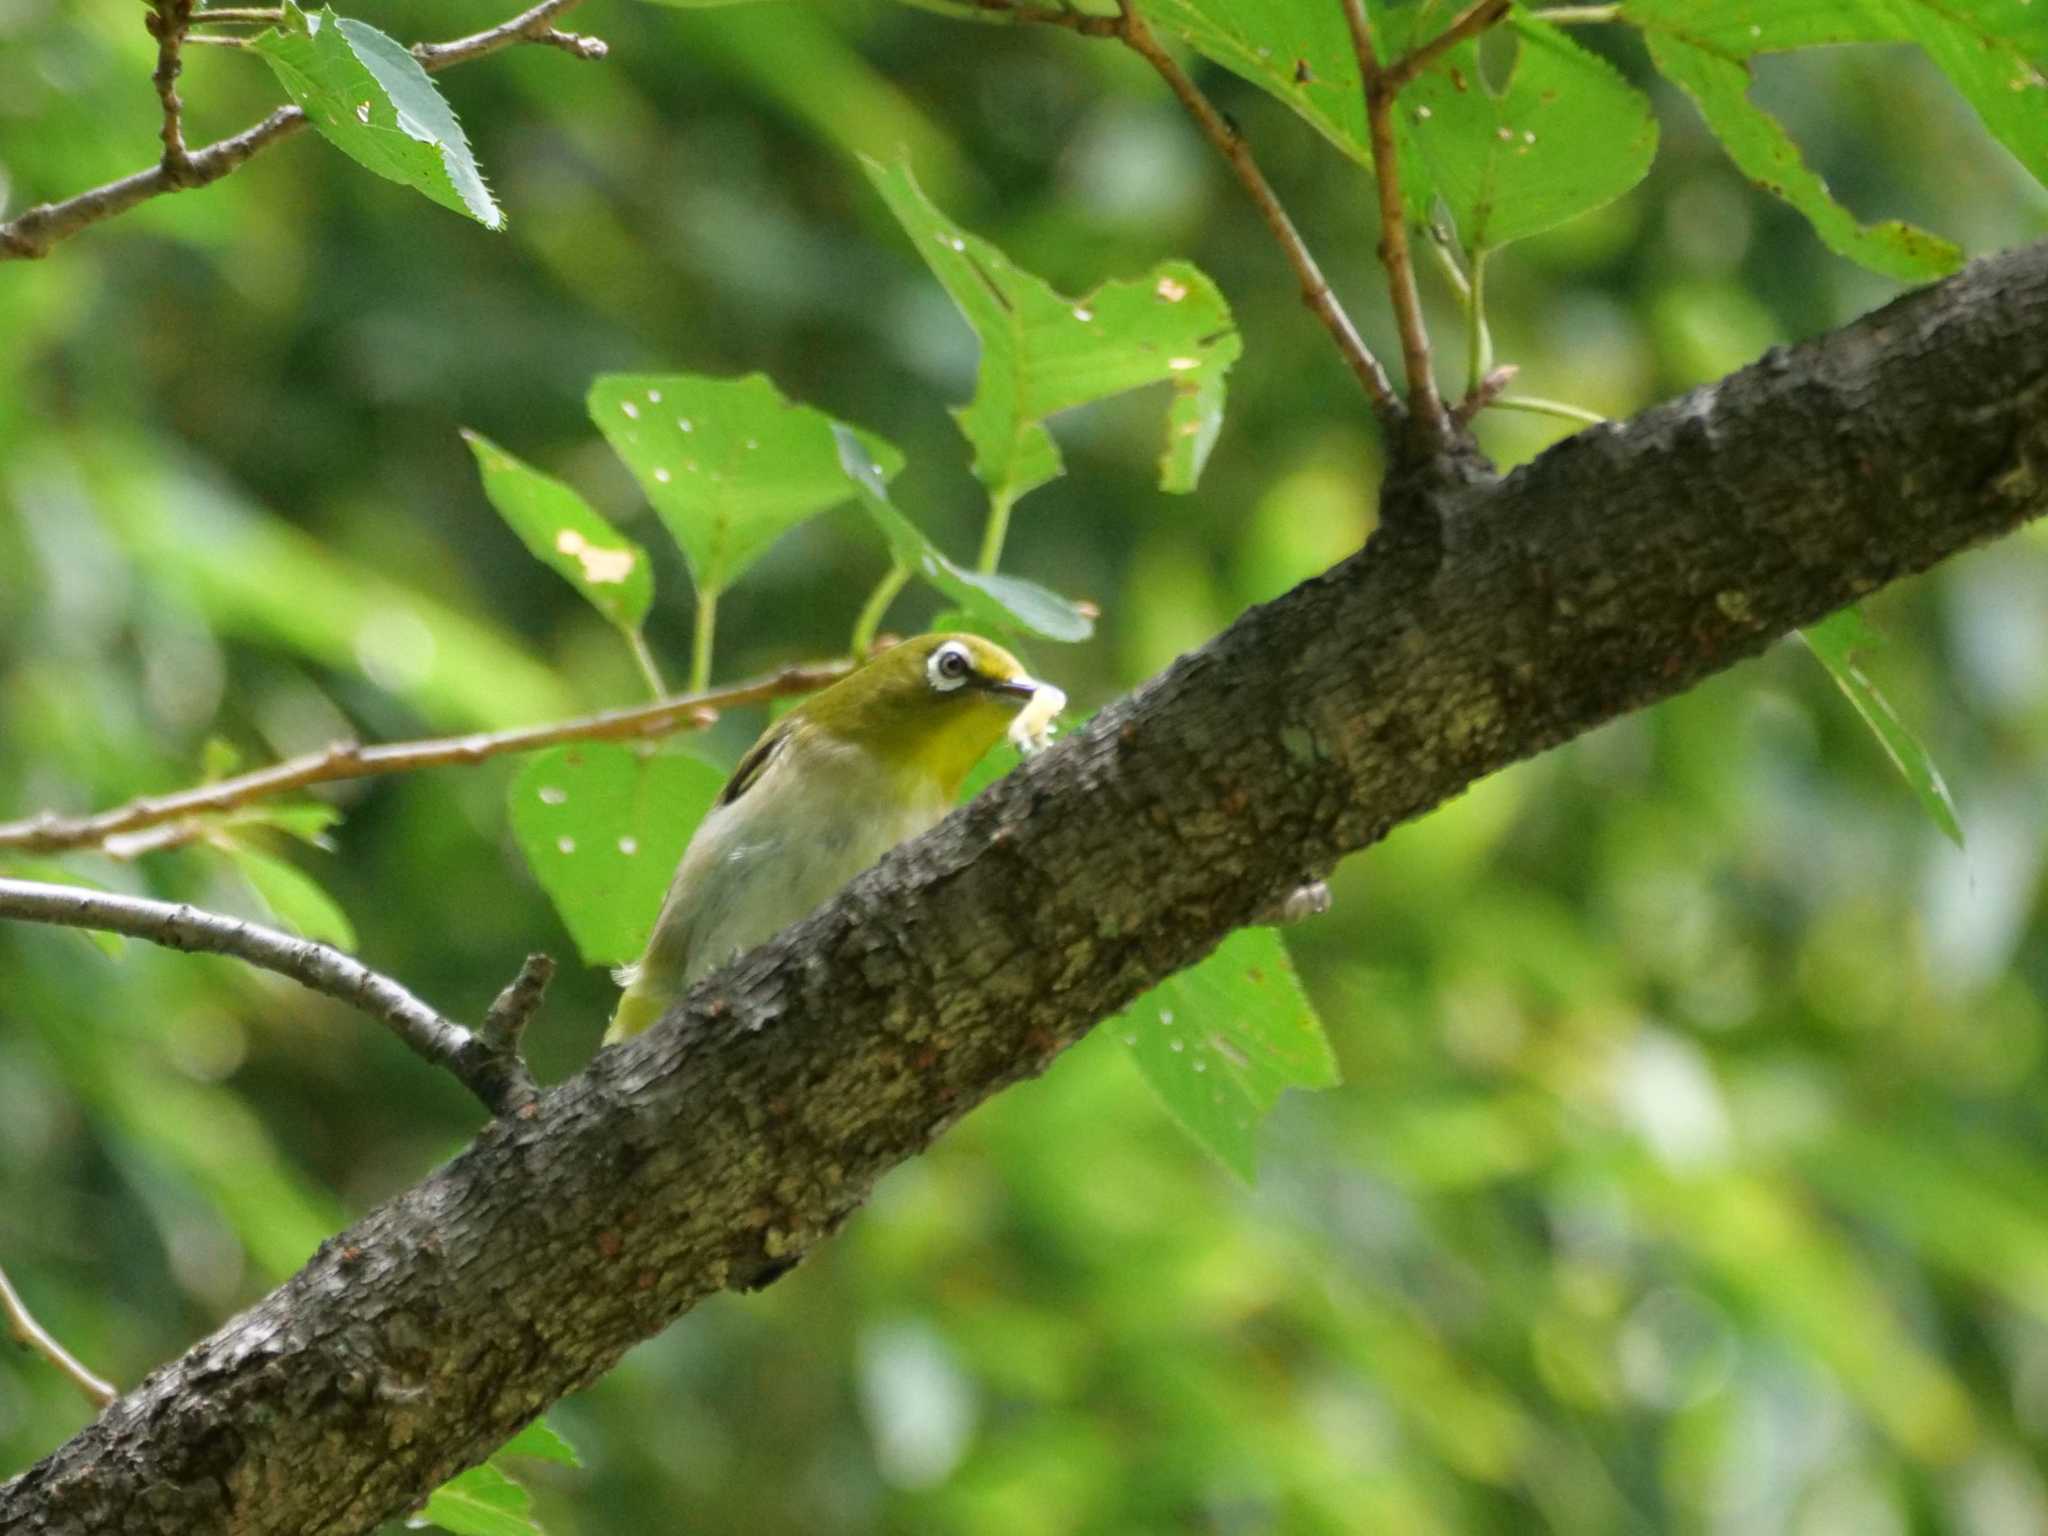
604 963 671 1045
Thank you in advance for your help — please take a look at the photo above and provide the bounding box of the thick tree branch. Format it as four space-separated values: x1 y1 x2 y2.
0 880 543 1117
6 241 2048 1534
0 662 847 858
0 0 598 262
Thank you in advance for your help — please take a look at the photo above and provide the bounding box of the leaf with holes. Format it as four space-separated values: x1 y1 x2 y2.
1139 0 1372 163
1802 607 1963 848
588 373 902 600
250 3 501 228
1399 17 1657 253
509 745 726 969
864 156 1240 509
834 428 1093 642
463 430 653 633
1118 927 1339 1181
1625 0 2044 276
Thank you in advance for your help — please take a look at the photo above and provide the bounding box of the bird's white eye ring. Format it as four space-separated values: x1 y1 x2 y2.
928 641 973 692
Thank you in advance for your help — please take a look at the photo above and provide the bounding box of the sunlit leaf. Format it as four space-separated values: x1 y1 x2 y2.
1801 606 1963 847
227 844 359 950
1400 19 1657 253
225 802 344 850
250 3 502 229
497 1418 582 1468
1626 0 2046 273
1138 0 1371 163
833 428 1094 642
1117 927 1340 1181
462 430 653 633
588 372 903 598
508 744 726 968
1640 31 1960 280
408 1463 542 1536
863 156 1240 507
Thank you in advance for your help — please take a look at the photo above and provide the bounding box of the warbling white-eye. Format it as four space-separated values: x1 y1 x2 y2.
606 633 1065 1042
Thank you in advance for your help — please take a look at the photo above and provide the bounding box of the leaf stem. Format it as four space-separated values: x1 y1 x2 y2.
1492 394 1609 426
852 563 912 657
1531 5 1622 23
625 630 668 702
688 588 719 696
977 488 1017 573
0 1260 116 1410
1466 247 1492 398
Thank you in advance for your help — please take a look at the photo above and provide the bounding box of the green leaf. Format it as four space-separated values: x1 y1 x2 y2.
1117 927 1340 1181
225 802 344 850
833 428 1094 643
1639 31 1961 281
1139 0 1372 164
497 1418 582 1468
1801 606 1964 848
409 1463 542 1536
228 844 359 950
1626 0 2047 275
862 156 1241 506
249 4 502 229
588 372 903 598
462 430 653 633
1400 19 1658 253
508 745 727 968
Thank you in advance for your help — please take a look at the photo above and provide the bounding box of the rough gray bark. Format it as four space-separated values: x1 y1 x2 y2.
6 240 2047 1535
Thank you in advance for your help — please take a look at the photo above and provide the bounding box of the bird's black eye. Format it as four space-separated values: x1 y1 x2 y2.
928 642 974 692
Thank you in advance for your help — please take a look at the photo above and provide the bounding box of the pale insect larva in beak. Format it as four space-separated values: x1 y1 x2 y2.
1008 682 1067 756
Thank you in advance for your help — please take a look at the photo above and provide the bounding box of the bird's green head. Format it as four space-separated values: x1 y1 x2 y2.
800 633 1063 794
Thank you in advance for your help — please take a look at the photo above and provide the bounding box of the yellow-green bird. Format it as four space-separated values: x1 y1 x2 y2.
606 633 1066 1042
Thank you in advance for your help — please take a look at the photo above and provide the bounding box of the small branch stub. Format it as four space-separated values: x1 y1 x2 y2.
0 1262 117 1411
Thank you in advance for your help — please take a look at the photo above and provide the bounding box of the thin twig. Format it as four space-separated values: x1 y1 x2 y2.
0 1261 116 1411
0 879 540 1116
1105 1 1402 419
0 662 851 858
0 0 600 261
1380 0 1513 94
147 0 196 184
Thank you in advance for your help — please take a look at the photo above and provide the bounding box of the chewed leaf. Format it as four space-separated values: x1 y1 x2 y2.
834 428 1093 643
1802 607 1964 848
1642 33 1959 281
509 745 726 967
1626 0 2044 271
588 372 903 597
250 4 502 229
497 1418 581 1468
1118 927 1340 1182
864 157 1240 506
463 430 653 632
1140 0 1371 164
1400 18 1658 253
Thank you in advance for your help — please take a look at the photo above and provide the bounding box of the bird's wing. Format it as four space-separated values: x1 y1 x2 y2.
717 716 795 808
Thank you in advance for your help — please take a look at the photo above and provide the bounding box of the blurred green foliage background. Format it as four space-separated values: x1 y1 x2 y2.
5 2 2048 1531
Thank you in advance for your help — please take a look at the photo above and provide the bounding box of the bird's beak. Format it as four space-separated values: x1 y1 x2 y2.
984 677 1039 700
